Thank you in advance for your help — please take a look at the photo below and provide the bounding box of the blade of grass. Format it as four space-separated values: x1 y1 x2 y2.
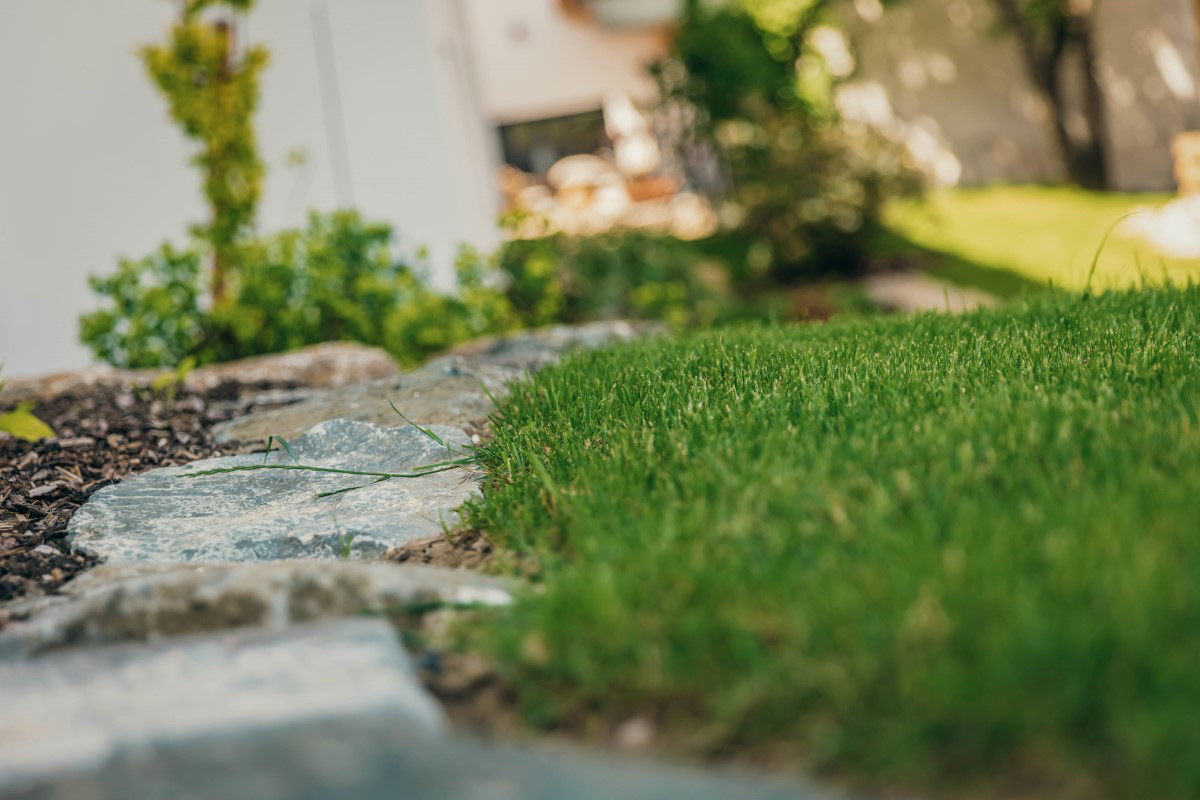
263 435 300 465
316 475 394 499
179 460 472 480
389 397 472 460
388 398 445 446
1084 212 1140 294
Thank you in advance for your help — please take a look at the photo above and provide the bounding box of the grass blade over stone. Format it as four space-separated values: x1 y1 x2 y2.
467 286 1200 798
181 460 472 480
262 434 300 465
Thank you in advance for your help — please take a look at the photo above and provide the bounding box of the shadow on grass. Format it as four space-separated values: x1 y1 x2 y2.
870 229 1047 300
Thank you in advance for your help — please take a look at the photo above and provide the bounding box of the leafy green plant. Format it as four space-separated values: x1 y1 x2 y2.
659 0 920 279
142 356 198 407
497 231 726 328
81 211 520 368
716 101 919 279
80 244 207 369
142 0 268 306
0 368 55 442
83 211 764 370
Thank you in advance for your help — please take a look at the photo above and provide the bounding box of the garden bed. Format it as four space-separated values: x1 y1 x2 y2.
0 382 293 608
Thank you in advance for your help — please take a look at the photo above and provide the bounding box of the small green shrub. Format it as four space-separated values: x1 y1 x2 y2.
204 212 518 365
80 243 207 369
660 0 921 280
82 211 762 369
497 231 725 328
80 211 518 369
717 104 919 279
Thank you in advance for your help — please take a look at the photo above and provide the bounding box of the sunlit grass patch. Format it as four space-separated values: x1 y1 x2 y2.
885 186 1200 291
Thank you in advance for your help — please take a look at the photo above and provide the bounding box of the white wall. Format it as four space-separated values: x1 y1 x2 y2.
462 0 670 124
0 0 500 378
0 0 199 378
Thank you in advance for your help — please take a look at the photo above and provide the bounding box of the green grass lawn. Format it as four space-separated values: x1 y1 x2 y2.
467 286 1200 798
885 186 1200 293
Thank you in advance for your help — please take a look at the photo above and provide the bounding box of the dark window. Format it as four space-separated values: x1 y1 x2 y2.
499 110 609 174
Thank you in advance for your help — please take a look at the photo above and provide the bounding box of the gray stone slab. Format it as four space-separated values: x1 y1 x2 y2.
0 560 512 658
863 271 997 314
66 419 479 563
213 356 512 449
213 321 655 448
8 716 849 800
0 620 444 793
0 342 398 406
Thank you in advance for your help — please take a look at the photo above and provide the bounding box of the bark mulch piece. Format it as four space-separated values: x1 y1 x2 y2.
0 381 294 612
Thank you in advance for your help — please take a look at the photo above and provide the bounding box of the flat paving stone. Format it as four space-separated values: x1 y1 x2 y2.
66 419 479 563
0 619 444 793
864 271 997 314
0 560 512 658
7 715 848 800
214 321 654 448
0 342 398 406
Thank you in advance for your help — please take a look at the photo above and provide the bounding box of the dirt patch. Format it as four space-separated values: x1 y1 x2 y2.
419 646 528 739
383 529 496 571
0 381 294 607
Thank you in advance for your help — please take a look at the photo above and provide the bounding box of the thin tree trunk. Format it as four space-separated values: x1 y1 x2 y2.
1072 14 1109 189
990 0 1109 189
211 18 234 308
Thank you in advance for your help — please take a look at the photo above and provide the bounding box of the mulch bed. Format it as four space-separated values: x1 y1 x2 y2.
384 529 496 571
0 382 291 608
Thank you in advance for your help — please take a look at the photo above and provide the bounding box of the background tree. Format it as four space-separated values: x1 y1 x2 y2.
142 0 268 307
989 0 1109 189
660 0 919 280
699 0 1110 189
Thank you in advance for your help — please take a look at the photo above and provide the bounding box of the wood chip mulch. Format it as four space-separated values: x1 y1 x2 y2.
0 382 291 607
384 529 496 571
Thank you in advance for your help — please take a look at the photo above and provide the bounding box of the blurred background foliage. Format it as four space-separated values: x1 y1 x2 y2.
79 0 916 368
659 0 920 280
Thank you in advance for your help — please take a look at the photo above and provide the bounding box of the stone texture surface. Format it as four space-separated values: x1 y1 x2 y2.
0 560 512 658
864 271 997 314
180 341 398 393
66 419 479 563
0 342 398 406
0 619 444 792
214 356 510 449
214 321 655 448
7 716 842 800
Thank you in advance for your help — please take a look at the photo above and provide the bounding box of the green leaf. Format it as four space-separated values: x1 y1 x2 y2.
0 403 56 442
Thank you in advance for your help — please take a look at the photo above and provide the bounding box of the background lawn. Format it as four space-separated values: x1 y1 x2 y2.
885 186 1200 294
469 286 1200 798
